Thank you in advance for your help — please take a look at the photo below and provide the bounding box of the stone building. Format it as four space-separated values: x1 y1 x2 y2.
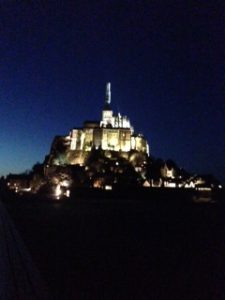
47 83 149 167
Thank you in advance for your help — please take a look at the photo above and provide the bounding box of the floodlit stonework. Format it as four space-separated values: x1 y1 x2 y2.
48 83 149 166
69 83 149 154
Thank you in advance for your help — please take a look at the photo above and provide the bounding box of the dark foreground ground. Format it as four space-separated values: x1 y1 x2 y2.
3 190 225 300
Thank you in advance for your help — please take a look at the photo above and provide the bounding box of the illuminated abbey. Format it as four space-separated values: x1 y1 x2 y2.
48 83 149 166
7 83 222 195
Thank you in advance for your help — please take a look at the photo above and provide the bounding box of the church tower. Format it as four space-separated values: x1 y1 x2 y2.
105 82 111 108
101 82 113 127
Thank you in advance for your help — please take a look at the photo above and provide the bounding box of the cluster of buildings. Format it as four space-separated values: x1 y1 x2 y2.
47 82 149 167
70 83 149 154
5 83 222 198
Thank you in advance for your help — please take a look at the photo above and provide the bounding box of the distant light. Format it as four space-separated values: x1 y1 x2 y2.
218 185 222 189
196 187 212 191
61 180 70 187
184 181 195 189
165 182 176 188
105 185 112 190
20 187 31 192
55 184 62 198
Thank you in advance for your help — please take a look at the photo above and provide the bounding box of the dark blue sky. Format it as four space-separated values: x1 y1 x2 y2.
0 1 224 182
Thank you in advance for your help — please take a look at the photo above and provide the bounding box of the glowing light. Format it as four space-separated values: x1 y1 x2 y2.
184 181 195 188
143 180 150 187
20 187 31 192
164 182 176 188
55 184 62 198
196 187 212 191
66 190 70 197
105 185 112 190
61 180 70 187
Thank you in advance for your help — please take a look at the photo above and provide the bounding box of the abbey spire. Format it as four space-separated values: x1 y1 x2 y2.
105 82 111 104
103 82 112 112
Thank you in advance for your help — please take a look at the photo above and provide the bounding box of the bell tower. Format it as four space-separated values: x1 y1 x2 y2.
105 82 111 106
101 82 113 127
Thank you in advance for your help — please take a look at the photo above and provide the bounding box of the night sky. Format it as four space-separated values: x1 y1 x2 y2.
0 1 224 182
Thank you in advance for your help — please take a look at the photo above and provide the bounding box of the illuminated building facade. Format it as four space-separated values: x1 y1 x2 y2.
69 83 149 155
48 83 149 167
